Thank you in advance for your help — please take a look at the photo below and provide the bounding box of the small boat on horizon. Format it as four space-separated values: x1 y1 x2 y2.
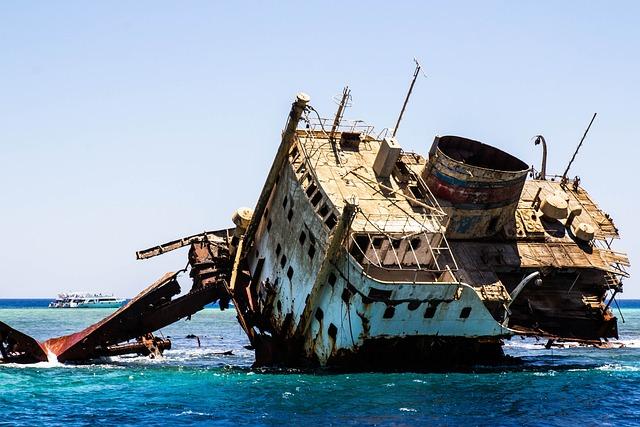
48 293 125 308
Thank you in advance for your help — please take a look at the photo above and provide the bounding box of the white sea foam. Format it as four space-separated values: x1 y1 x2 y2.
173 410 212 417
505 338 636 350
46 349 59 363
503 341 546 350
533 370 556 376
613 339 640 348
596 364 640 372
0 360 114 369
399 408 417 412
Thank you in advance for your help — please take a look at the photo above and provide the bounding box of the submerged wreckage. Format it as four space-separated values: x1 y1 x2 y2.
0 84 630 369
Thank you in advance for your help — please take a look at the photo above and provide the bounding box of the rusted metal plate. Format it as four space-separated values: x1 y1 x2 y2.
0 321 47 363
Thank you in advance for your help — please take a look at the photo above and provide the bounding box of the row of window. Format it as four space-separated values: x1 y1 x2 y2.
266 193 320 283
290 148 339 231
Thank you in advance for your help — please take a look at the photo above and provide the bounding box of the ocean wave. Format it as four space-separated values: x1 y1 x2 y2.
596 364 640 372
0 360 122 370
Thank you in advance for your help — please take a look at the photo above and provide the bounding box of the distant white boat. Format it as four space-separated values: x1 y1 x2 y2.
48 293 125 308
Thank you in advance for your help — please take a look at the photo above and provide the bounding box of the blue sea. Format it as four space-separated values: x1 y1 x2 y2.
1 299 639 426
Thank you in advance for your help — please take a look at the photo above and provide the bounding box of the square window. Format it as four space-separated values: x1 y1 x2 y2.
306 183 317 197
460 307 472 319
325 214 337 230
280 254 287 268
276 243 281 256
287 266 294 280
328 272 337 286
308 245 316 259
310 192 322 206
287 208 294 222
424 304 437 318
383 306 395 319
299 231 306 245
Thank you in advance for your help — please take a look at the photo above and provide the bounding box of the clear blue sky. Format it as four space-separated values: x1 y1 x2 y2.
1 1 637 298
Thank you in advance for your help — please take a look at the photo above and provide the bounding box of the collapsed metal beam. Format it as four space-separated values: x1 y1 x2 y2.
136 230 229 260
1 236 233 364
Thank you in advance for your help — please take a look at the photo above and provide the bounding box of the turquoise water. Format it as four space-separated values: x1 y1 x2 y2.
1 301 640 426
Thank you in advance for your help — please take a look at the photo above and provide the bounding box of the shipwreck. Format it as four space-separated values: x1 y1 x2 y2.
0 75 630 369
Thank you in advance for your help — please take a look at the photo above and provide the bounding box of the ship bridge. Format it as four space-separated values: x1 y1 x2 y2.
289 115 459 284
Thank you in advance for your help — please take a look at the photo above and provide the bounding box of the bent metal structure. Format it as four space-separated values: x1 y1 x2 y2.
0 91 630 369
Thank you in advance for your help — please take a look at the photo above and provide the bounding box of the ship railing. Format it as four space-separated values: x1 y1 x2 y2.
305 116 376 137
345 245 459 285
592 239 630 279
347 228 459 276
353 211 449 237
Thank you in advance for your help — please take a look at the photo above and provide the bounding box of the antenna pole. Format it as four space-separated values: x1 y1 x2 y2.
329 86 350 165
392 59 421 138
562 112 597 180
329 86 351 142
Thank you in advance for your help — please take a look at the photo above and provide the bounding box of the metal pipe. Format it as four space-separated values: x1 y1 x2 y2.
506 271 541 310
533 135 547 180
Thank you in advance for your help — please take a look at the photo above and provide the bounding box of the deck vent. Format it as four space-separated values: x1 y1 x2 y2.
373 137 402 178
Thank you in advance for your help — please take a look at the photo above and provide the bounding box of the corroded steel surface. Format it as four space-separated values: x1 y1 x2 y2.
0 321 47 363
